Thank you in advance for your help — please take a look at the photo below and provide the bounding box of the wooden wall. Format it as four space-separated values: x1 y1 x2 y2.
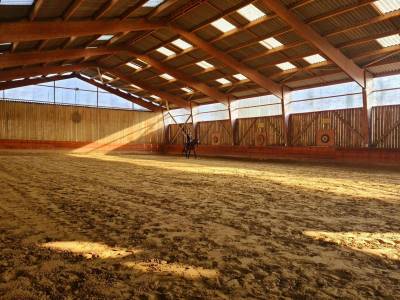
0 101 164 145
196 120 233 145
167 123 194 145
236 115 285 146
289 108 364 148
371 105 400 149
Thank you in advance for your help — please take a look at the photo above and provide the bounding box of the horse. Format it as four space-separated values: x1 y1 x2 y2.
183 136 199 159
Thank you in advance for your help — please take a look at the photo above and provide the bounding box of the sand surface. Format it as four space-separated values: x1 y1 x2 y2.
0 152 399 299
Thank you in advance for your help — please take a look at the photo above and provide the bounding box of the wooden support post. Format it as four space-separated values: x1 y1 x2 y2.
281 86 291 146
227 97 236 145
362 71 373 147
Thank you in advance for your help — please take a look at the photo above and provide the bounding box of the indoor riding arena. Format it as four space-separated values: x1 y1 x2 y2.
1 0 400 299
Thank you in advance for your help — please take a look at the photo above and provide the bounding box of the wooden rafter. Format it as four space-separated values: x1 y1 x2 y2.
0 64 90 82
0 20 161 43
76 74 162 111
260 0 365 88
29 0 45 21
94 0 120 20
0 74 74 91
63 0 85 20
171 26 283 99
100 66 190 109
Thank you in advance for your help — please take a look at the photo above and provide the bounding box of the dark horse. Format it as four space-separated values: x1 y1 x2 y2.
183 133 199 159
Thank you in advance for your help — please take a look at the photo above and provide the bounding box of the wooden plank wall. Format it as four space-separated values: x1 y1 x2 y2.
196 120 233 145
236 116 285 146
0 101 164 144
289 108 364 148
371 105 400 149
167 123 194 145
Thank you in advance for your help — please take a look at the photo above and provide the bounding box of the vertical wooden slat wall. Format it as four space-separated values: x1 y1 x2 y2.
371 105 400 149
0 101 164 144
167 124 194 145
236 116 285 146
289 108 364 147
196 120 233 145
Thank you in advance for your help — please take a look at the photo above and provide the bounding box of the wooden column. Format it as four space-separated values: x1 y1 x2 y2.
282 86 291 146
227 97 236 145
362 71 373 147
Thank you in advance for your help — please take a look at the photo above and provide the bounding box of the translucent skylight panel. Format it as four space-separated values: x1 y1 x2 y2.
233 74 247 81
130 84 142 90
303 54 326 64
171 39 192 50
126 62 142 70
0 0 34 5
211 18 236 33
101 74 113 81
259 37 283 49
160 73 175 81
237 4 265 22
196 61 214 69
374 0 400 14
97 35 114 41
216 78 231 85
276 62 297 71
143 0 164 7
376 34 400 47
156 46 176 57
181 87 193 93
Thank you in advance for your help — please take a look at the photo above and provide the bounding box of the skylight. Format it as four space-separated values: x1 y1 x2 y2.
259 37 283 49
233 74 247 81
181 87 193 93
216 78 231 85
97 35 114 41
276 62 297 71
376 34 400 47
143 0 164 7
374 0 400 14
0 0 34 5
211 18 236 33
126 62 142 70
160 73 175 81
171 39 192 50
156 46 176 57
303 54 326 64
237 4 265 22
130 84 142 90
196 61 214 69
101 74 113 81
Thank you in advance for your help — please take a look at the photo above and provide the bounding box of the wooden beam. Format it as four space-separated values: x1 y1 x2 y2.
120 0 148 20
76 74 162 111
0 48 120 69
94 0 120 20
63 0 85 20
260 0 365 88
170 26 283 99
129 51 231 104
0 64 89 82
29 0 45 21
282 86 290 146
0 20 161 43
0 74 74 91
100 66 191 109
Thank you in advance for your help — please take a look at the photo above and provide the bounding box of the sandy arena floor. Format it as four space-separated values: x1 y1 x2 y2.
0 152 399 299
